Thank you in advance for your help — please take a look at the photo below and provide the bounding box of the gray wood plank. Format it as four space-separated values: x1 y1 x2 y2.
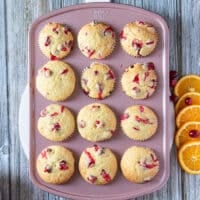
0 1 10 200
181 0 200 200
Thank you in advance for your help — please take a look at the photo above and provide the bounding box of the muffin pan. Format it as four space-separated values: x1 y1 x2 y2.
29 2 171 200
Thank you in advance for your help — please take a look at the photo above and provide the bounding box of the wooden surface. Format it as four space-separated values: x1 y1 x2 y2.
0 0 200 199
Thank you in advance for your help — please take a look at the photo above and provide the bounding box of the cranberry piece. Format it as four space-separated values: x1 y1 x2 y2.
107 70 115 79
119 30 126 39
103 26 114 36
120 113 129 120
93 144 99 152
170 94 178 104
185 97 192 105
60 69 68 75
87 175 97 184
133 127 140 131
189 130 200 138
51 123 61 131
132 39 143 49
170 79 177 88
50 53 58 60
139 106 144 113
61 45 67 51
147 62 155 70
61 105 65 113
138 21 145 25
44 36 51 46
63 26 70 34
135 116 152 124
132 74 139 84
101 169 111 182
138 161 158 169
44 165 52 173
50 112 59 117
59 160 68 170
85 150 95 167
94 70 99 75
170 70 178 79
79 120 86 128
41 150 47 159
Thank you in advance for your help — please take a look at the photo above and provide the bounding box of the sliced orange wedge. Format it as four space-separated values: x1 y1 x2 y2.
174 75 200 97
176 105 200 128
175 121 200 148
178 141 200 174
175 92 200 114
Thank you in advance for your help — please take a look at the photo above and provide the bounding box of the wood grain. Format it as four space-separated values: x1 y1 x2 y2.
0 0 200 199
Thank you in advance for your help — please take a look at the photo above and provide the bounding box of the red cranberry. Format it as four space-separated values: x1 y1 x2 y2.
185 97 192 105
44 165 52 173
94 70 99 75
170 70 178 79
170 79 177 88
132 74 139 84
101 169 111 182
132 39 143 49
170 94 178 104
59 160 68 170
147 62 155 70
50 112 59 117
51 123 61 131
87 175 97 184
120 113 129 120
189 130 200 138
119 30 127 39
60 69 68 75
61 105 65 113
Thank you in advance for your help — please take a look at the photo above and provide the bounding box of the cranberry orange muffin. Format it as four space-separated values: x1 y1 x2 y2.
36 61 76 101
39 22 74 60
36 145 75 184
38 104 75 141
120 21 158 57
121 63 158 99
120 146 159 183
81 62 115 99
78 21 116 59
77 103 117 142
120 105 158 141
79 145 118 185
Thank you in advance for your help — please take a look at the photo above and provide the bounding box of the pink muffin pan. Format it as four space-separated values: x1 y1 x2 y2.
29 2 173 200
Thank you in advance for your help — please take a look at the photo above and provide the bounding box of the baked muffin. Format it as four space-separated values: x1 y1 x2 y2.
78 21 116 59
120 146 159 183
79 145 118 185
39 22 74 60
120 105 158 141
36 60 76 101
77 103 117 142
81 62 115 99
121 63 158 99
36 145 75 184
120 21 158 57
38 104 75 141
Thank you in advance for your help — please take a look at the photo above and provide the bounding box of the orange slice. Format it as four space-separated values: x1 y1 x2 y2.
175 92 200 114
175 121 200 148
176 105 200 128
174 75 200 97
178 141 200 174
